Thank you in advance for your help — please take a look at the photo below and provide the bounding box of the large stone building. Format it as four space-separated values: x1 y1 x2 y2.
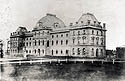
9 13 106 58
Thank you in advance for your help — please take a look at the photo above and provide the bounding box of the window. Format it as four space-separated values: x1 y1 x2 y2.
73 38 75 44
66 50 69 55
83 30 86 34
42 49 44 54
66 40 68 45
92 30 94 35
56 40 58 45
38 40 40 45
97 31 99 35
77 37 81 44
96 49 98 57
42 31 44 35
78 31 80 35
26 42 28 46
56 35 58 38
35 40 37 46
73 31 75 36
43 40 44 45
61 40 63 45
82 48 85 55
52 50 53 55
72 48 75 55
52 40 54 46
34 49 36 53
52 35 54 38
29 50 31 53
39 32 40 35
91 48 94 56
38 49 40 55
56 50 58 54
91 37 95 44
101 49 103 55
101 31 103 36
77 48 80 55
82 36 86 44
101 38 103 45
29 42 31 46
61 34 63 37
66 34 68 37
96 37 99 45
81 21 83 23
47 40 49 47
61 50 63 54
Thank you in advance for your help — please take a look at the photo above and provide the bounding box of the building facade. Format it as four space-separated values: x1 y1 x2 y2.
9 13 106 58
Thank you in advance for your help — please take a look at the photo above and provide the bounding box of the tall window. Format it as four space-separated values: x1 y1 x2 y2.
73 31 75 36
83 30 86 34
77 48 80 55
43 40 44 45
56 50 58 54
52 50 53 55
52 35 54 38
82 48 85 55
91 37 95 44
66 40 68 45
77 37 80 44
92 30 94 35
47 40 49 47
61 50 63 54
38 40 40 45
96 49 98 57
72 48 75 55
42 49 44 54
52 40 54 46
82 36 86 44
78 31 80 35
96 37 99 45
101 38 103 45
73 38 75 44
56 35 58 38
29 42 31 46
61 40 63 45
38 49 40 55
97 31 99 35
56 40 58 45
66 34 68 37
66 50 69 55
101 49 103 55
35 49 36 54
91 48 94 56
61 34 63 37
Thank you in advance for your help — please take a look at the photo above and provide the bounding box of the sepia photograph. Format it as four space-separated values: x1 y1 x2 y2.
0 0 125 81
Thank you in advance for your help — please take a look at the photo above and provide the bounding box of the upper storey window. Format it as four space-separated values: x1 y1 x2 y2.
73 31 75 36
38 22 43 27
54 23 59 27
83 30 86 34
97 31 99 35
52 35 54 38
78 31 80 35
92 30 94 35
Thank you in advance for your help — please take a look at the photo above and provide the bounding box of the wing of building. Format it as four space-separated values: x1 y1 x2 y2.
9 13 106 58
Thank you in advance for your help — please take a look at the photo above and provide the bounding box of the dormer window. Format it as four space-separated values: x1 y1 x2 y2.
54 23 59 27
39 22 43 26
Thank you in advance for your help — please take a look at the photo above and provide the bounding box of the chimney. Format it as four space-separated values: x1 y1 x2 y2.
103 23 106 29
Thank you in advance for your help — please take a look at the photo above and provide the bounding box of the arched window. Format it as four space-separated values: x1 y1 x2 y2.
82 36 86 44
66 40 68 45
29 42 31 46
52 50 53 55
91 37 95 44
26 42 28 46
96 37 99 45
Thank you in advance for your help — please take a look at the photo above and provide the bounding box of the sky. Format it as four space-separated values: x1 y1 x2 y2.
0 0 125 50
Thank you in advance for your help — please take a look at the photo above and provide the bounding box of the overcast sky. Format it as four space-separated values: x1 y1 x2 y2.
0 0 125 49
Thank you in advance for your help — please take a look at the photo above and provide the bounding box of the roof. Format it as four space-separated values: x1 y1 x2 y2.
34 13 66 30
75 13 100 26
